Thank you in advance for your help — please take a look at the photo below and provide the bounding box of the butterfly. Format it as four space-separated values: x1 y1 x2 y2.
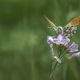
45 16 80 37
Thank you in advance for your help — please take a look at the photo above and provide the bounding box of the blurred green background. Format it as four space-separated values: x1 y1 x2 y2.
0 0 80 80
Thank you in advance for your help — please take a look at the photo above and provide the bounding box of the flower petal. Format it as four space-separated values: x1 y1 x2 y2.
57 34 64 41
69 42 78 52
57 34 70 46
61 37 70 46
47 36 54 44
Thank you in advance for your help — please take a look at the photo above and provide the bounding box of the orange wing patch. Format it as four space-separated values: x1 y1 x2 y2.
65 16 80 28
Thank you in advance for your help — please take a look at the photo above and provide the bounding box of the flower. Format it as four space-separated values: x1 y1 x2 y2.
56 34 70 45
69 42 78 53
47 34 70 46
47 36 55 44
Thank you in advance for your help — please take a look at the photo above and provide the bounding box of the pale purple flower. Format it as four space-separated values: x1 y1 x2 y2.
55 34 70 45
47 36 54 44
69 42 78 53
47 36 58 44
47 34 70 46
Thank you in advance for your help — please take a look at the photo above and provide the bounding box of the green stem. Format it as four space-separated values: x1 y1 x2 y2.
49 45 65 80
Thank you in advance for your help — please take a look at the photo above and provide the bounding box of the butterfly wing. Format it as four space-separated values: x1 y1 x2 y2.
44 16 58 31
63 16 80 36
65 16 80 28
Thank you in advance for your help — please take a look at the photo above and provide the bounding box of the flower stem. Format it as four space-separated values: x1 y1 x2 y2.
49 45 62 80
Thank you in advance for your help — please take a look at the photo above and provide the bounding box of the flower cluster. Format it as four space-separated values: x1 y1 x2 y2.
47 34 80 58
47 34 70 46
47 34 79 53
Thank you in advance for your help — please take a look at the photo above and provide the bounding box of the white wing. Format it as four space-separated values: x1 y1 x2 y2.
44 16 58 31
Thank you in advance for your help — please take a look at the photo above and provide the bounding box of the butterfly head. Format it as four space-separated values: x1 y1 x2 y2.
57 26 64 34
